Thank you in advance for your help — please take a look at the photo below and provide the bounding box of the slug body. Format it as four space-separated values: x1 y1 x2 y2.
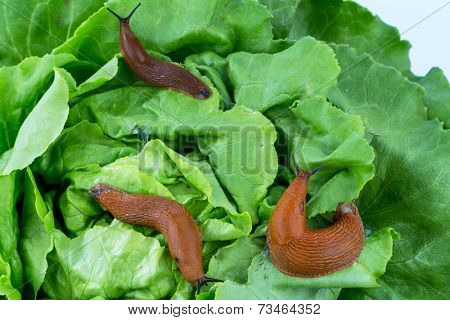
266 168 364 277
90 183 220 291
108 3 211 99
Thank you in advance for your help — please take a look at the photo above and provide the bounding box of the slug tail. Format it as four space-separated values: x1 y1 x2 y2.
194 277 223 294
107 2 141 23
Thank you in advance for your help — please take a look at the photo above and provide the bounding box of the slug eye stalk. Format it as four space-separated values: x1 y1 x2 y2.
107 2 142 23
292 156 325 177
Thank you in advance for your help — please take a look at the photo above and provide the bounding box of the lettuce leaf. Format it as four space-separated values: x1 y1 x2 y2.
33 121 136 184
227 37 340 113
43 221 177 299
418 67 450 129
0 54 75 155
20 168 55 298
0 172 22 299
0 0 105 66
0 69 70 175
262 0 411 72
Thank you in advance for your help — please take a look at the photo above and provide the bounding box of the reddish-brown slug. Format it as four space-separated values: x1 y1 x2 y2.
90 183 221 292
107 3 211 99
266 164 364 277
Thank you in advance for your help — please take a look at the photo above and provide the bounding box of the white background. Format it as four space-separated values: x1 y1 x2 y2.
357 0 450 78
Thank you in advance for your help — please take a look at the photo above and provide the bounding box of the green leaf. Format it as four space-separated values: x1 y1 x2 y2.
184 52 234 109
0 172 23 299
33 121 136 184
0 54 75 155
264 0 411 72
269 96 375 217
259 0 300 39
257 185 285 224
67 87 156 139
55 0 280 65
215 228 396 299
227 37 340 112
418 67 450 129
0 69 69 175
68 87 278 223
42 221 177 299
69 56 120 99
0 258 21 299
20 168 55 298
0 0 105 66
207 237 265 283
329 44 450 299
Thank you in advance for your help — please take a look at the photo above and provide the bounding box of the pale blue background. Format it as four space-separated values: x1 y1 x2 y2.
358 0 450 78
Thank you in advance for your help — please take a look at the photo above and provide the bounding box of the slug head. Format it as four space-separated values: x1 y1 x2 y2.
195 87 211 100
89 183 120 208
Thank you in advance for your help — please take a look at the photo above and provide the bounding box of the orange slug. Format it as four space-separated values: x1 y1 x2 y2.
89 183 221 292
266 164 364 277
107 3 211 99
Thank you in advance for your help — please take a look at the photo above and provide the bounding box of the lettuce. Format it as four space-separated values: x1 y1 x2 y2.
0 0 448 300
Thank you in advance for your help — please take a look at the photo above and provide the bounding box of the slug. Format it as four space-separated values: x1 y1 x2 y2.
89 183 221 292
107 3 212 99
266 164 364 277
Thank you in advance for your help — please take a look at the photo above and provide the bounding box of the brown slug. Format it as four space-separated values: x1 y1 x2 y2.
107 3 212 99
89 183 221 292
266 163 364 277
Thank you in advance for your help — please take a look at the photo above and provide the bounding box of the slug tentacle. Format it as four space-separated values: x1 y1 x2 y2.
107 2 141 23
267 162 364 278
89 183 216 289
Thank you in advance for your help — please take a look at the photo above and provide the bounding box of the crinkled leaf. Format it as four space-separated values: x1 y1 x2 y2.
33 121 136 184
265 0 411 72
259 0 300 39
227 37 340 112
67 87 156 139
329 44 450 299
0 69 69 175
0 258 20 300
257 185 285 223
207 237 265 283
43 221 176 299
0 172 22 299
0 54 75 154
66 56 120 99
418 67 450 129
272 96 375 217
185 52 233 109
0 0 104 66
215 228 396 299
